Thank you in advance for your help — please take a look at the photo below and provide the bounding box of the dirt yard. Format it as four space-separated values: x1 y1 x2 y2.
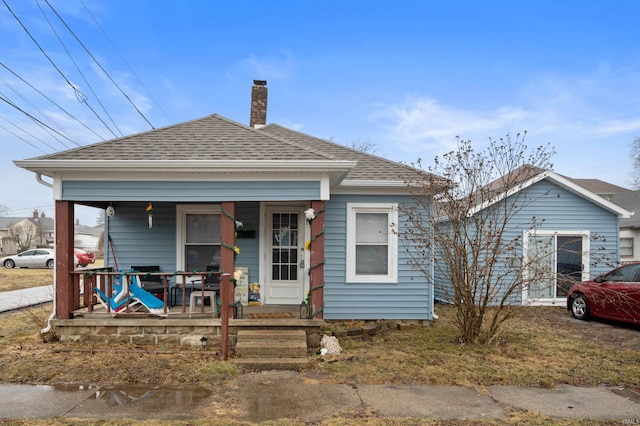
534 305 640 351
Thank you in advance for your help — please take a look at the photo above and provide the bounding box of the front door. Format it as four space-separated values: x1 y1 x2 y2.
265 207 305 304
525 231 590 304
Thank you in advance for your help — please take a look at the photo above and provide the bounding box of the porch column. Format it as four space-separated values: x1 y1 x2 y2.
220 201 235 360
310 200 325 319
55 200 74 319
220 201 236 318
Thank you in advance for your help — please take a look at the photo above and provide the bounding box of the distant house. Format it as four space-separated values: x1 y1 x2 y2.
74 221 102 252
610 191 640 263
0 210 54 254
14 80 437 328
565 178 630 201
434 166 633 306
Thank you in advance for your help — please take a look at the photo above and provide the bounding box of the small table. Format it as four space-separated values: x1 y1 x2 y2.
171 281 220 307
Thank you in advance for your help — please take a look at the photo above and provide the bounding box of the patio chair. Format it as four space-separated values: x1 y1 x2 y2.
130 265 164 298
93 275 130 313
127 275 167 317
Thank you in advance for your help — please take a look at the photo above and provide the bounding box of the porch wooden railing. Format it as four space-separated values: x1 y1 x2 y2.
70 269 230 316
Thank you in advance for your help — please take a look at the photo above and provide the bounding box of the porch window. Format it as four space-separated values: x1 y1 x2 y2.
346 203 398 283
621 238 633 258
177 205 221 273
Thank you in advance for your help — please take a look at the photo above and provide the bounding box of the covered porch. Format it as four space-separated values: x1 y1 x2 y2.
52 199 327 357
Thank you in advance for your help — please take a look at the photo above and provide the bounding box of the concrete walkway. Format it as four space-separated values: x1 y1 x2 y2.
0 373 639 422
0 284 53 313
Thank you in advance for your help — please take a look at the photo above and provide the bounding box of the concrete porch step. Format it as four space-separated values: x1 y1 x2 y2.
233 357 309 371
233 329 309 370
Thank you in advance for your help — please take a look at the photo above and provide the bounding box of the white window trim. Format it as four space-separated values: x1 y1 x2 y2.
176 204 221 283
346 202 398 283
620 237 634 258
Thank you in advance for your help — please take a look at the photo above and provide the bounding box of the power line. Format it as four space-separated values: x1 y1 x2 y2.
3 0 119 139
80 0 172 125
0 122 49 154
0 62 107 141
0 94 80 145
35 0 123 138
0 75 73 149
44 0 156 130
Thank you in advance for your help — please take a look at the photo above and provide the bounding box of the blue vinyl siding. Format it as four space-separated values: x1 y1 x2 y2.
63 180 321 202
434 179 621 304
104 201 262 285
323 194 433 320
235 202 260 284
104 202 177 279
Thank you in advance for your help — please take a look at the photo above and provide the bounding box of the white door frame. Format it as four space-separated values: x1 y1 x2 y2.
522 229 590 305
259 202 310 305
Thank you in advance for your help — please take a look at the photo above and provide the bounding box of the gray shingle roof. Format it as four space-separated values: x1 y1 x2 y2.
259 124 419 182
33 114 335 162
611 191 640 229
28 114 423 184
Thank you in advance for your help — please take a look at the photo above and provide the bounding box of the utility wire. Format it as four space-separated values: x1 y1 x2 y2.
0 95 79 145
0 75 72 149
0 122 49 154
3 0 118 139
35 0 122 138
80 0 172 125
0 62 107 141
44 0 156 130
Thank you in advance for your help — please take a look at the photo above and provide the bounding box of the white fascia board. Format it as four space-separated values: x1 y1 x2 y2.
14 159 356 186
545 171 634 218
468 170 634 218
14 159 356 173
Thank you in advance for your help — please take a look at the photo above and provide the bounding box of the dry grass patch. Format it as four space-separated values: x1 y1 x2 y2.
0 259 104 292
315 305 640 388
0 268 54 292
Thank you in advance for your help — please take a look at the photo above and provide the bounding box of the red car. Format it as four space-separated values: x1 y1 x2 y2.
74 248 95 267
567 262 640 325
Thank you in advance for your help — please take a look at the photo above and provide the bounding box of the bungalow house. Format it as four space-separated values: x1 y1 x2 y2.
14 81 435 350
433 166 633 306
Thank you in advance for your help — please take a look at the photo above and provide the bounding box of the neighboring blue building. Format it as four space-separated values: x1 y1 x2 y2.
434 167 633 306
15 81 435 321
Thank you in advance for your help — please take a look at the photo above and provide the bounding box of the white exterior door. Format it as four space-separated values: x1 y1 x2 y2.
264 207 306 304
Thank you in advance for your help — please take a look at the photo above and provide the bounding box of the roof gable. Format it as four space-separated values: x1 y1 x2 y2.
471 167 633 218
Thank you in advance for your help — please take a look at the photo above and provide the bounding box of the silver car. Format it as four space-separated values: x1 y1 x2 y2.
1 249 55 269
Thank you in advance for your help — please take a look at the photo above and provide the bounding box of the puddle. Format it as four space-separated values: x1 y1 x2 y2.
0 383 211 420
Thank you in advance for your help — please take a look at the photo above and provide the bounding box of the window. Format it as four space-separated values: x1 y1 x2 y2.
620 238 634 258
347 203 398 283
176 205 221 273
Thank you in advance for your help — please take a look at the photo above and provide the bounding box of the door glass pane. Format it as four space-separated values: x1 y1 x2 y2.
556 236 582 297
528 235 555 299
271 213 299 281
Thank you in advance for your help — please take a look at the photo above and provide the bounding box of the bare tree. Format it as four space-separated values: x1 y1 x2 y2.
9 221 37 252
630 136 640 189
399 133 563 344
0 204 8 216
351 138 380 155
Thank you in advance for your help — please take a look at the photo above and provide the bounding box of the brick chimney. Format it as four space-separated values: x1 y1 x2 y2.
33 209 38 219
250 80 268 128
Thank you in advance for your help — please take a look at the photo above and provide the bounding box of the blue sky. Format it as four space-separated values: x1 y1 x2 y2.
2 0 640 225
